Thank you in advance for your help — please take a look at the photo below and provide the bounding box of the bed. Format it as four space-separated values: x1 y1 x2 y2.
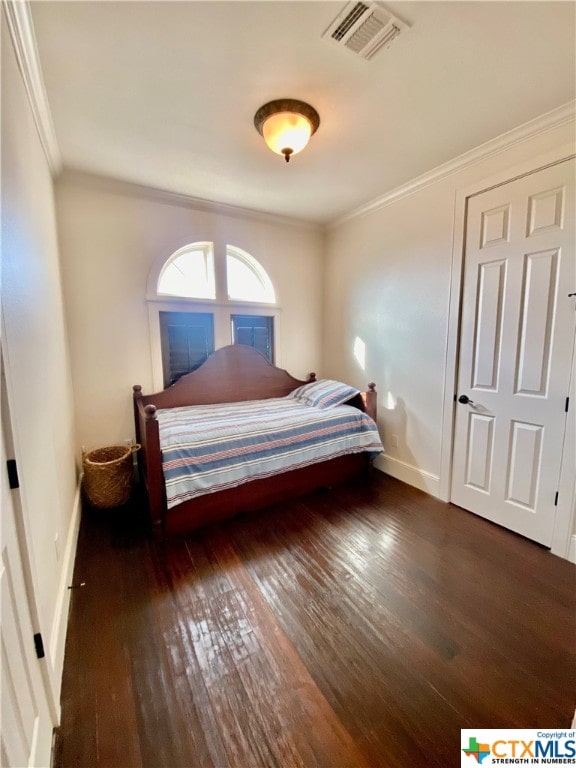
133 344 382 538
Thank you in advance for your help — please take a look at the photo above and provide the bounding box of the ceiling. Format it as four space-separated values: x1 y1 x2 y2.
30 1 575 224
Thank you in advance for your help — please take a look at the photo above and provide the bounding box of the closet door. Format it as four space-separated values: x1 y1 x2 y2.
451 159 575 546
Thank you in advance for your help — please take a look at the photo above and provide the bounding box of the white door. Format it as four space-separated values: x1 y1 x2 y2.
1 402 55 765
451 159 575 546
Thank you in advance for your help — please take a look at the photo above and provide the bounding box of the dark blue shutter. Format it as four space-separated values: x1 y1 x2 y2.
159 312 214 387
231 315 274 363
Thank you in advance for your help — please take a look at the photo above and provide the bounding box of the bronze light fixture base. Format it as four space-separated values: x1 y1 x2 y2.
254 99 320 162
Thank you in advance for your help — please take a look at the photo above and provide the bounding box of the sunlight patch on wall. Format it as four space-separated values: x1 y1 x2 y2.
353 336 366 370
384 391 397 410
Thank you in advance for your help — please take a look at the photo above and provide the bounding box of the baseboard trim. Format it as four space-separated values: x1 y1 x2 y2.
568 535 576 565
48 481 82 714
374 455 440 497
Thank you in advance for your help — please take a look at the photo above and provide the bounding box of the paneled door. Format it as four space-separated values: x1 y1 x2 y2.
451 159 575 546
1 386 55 765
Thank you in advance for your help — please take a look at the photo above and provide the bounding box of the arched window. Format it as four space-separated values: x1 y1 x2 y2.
156 241 275 304
157 242 215 299
151 242 278 387
226 246 276 303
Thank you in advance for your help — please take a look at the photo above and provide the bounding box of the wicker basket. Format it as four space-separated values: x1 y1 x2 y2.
82 444 140 509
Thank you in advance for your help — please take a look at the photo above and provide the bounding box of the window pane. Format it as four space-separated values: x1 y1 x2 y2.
231 314 274 362
159 311 214 387
158 246 215 299
226 249 275 303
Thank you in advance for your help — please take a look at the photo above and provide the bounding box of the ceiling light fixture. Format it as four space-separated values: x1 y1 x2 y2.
254 99 320 163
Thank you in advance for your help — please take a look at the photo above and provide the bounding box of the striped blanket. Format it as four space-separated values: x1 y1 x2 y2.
157 397 383 509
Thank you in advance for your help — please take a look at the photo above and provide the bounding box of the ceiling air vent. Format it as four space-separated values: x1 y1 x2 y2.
322 1 408 60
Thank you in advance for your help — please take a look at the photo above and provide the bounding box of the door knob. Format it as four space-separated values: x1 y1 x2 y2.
458 394 474 405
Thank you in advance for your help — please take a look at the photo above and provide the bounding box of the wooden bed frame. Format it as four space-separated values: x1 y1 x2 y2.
133 344 377 538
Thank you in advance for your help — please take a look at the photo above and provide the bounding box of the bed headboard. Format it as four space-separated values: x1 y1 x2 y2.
134 344 312 410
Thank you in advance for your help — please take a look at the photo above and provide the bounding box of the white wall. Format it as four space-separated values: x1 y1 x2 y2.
323 119 575 498
1 12 79 706
54 174 325 453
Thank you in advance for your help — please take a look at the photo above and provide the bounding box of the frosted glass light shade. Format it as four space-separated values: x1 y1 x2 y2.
262 112 313 158
254 99 320 163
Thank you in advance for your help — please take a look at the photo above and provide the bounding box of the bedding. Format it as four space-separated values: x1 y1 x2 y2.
157 396 383 509
288 379 361 408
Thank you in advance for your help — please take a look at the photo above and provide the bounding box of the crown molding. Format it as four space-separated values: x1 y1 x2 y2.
5 0 571 234
57 168 323 231
330 100 576 229
3 0 62 174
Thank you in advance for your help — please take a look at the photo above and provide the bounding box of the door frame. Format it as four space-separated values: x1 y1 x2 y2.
439 145 576 559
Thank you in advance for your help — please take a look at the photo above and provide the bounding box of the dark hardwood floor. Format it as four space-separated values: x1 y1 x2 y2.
54 473 576 768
